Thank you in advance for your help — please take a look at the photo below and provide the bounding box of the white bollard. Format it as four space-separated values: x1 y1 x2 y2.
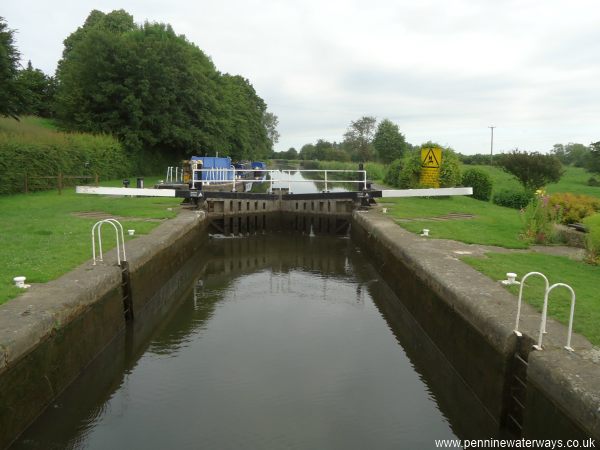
13 276 30 288
502 272 520 285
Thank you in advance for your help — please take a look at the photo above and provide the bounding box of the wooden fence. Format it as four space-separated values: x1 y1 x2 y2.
24 173 99 195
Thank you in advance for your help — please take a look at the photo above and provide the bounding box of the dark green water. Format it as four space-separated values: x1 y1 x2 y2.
13 235 495 449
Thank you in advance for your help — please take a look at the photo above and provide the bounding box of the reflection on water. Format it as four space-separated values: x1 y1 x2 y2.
13 235 495 450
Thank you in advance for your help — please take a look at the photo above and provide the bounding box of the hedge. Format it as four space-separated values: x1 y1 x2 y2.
0 126 131 195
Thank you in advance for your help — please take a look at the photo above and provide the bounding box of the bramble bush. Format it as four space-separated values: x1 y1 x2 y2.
548 193 600 225
462 168 492 201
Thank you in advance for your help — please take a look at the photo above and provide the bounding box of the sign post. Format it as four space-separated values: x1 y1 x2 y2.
419 147 442 188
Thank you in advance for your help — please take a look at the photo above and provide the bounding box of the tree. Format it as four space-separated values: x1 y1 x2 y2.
262 111 279 151
0 17 22 119
497 150 564 192
54 10 271 166
587 142 600 174
372 119 407 163
551 143 591 167
343 116 376 162
283 147 298 159
567 143 592 168
299 143 316 160
16 61 55 116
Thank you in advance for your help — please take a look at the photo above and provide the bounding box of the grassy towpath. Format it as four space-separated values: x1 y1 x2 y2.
0 178 181 305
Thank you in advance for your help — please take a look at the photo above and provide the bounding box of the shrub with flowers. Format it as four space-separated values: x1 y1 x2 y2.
548 193 600 224
520 189 562 244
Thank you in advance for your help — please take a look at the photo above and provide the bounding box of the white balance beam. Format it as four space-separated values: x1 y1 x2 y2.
76 186 178 197
381 187 473 198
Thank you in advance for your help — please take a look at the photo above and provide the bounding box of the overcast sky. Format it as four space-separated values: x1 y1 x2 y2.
4 0 600 154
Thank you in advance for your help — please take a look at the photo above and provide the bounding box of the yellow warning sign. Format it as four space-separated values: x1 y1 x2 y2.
420 147 442 188
421 148 441 168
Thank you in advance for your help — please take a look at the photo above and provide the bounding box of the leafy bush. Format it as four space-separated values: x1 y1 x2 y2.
549 193 600 224
497 150 564 192
492 189 532 209
397 146 462 189
587 177 600 187
383 159 403 187
439 149 462 187
397 151 422 188
583 213 600 264
462 168 492 201
0 118 131 194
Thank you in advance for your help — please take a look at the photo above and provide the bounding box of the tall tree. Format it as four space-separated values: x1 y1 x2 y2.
0 17 22 119
372 119 407 163
55 10 271 163
587 142 600 174
16 61 55 116
343 116 376 161
262 111 280 151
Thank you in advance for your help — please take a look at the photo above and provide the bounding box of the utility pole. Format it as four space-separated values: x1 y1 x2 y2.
489 126 496 165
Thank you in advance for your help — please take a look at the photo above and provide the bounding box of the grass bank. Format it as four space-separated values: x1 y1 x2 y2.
463 252 600 346
469 165 600 199
0 179 180 305
382 196 528 248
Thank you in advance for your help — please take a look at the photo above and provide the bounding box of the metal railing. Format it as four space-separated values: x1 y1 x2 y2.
187 168 367 193
91 219 127 265
514 272 549 337
166 166 183 183
511 271 576 352
533 283 576 352
271 169 367 193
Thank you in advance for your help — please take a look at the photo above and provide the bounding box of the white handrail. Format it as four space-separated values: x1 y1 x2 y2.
514 272 549 337
190 169 368 186
533 283 576 352
91 219 127 265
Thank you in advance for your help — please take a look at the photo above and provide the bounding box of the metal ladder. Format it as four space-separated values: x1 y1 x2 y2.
91 219 134 321
505 339 530 435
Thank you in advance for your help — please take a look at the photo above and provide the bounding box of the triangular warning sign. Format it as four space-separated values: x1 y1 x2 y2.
421 148 440 168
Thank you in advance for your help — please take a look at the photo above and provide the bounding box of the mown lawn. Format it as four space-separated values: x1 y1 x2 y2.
0 178 180 305
383 196 529 248
463 252 600 346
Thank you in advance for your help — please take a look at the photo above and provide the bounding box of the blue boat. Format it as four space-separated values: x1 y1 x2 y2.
251 161 267 178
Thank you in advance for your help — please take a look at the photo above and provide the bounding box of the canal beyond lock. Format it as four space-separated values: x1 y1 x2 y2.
13 234 496 449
